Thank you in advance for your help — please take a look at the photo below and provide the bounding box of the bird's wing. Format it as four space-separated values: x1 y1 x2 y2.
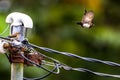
82 10 94 22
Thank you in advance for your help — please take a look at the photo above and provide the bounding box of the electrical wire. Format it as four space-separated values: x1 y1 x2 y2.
24 51 120 79
33 54 120 79
1 36 120 79
20 53 60 80
29 43 120 67
23 63 59 80
20 48 120 79
0 25 9 36
20 52 60 74
72 68 120 78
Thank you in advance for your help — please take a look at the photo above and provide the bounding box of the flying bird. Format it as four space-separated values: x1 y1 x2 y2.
77 10 94 28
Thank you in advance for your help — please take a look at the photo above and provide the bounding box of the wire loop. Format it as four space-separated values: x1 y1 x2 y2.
1 36 120 79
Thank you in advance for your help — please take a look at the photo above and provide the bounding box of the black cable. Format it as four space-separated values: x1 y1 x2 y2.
27 51 120 79
1 36 120 79
23 62 58 80
0 36 11 41
71 67 120 78
29 43 120 67
25 52 120 79
20 53 59 74
59 64 120 78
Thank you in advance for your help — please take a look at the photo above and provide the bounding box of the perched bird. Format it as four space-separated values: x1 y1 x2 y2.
6 12 33 41
77 10 94 28
8 32 20 39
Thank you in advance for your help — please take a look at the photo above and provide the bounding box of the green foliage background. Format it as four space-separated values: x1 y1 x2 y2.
0 0 120 80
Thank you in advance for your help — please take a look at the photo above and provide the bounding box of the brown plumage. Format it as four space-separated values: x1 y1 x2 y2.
77 10 94 28
8 32 20 39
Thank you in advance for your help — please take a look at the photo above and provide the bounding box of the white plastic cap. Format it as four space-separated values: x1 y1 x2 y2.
6 12 33 28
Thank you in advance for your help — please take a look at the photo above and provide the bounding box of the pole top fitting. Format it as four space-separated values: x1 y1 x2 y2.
6 12 33 29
